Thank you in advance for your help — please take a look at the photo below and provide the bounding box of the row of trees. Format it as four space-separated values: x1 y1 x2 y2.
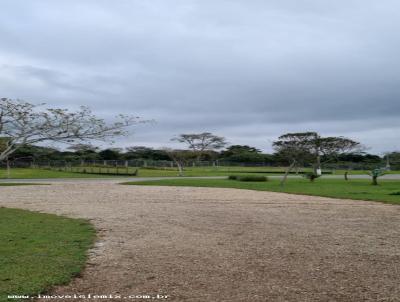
1 98 398 180
3 138 388 165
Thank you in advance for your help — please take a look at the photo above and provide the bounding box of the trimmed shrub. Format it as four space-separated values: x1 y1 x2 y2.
228 175 238 180
389 191 400 196
237 176 268 182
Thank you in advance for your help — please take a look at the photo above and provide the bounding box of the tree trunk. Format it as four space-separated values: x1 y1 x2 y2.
177 162 184 176
6 158 10 179
372 175 378 186
344 171 349 181
314 154 322 175
280 160 296 187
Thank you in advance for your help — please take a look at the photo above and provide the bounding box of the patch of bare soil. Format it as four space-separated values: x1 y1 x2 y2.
1 181 400 301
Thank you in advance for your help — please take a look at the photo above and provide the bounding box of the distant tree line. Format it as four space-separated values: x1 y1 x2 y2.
5 142 391 167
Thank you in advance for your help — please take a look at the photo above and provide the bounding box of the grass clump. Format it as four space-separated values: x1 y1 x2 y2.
0 208 95 302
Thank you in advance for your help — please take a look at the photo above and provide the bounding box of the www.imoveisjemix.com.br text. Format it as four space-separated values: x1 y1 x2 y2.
7 293 169 300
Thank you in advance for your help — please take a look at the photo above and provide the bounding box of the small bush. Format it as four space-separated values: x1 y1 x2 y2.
228 175 268 181
389 191 400 196
237 176 268 182
303 172 321 182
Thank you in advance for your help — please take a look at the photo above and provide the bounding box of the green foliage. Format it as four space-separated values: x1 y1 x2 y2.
273 132 361 168
98 148 122 160
220 145 268 162
237 176 268 182
0 208 95 302
229 175 268 181
124 146 170 160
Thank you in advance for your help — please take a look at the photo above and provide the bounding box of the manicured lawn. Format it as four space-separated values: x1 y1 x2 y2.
0 167 294 178
2 167 400 179
123 178 400 204
0 168 120 179
0 208 95 302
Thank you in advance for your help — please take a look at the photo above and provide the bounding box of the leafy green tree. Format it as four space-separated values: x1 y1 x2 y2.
384 152 400 170
124 146 169 160
67 144 100 160
220 145 267 163
172 132 227 161
98 148 123 160
368 168 386 185
273 132 361 184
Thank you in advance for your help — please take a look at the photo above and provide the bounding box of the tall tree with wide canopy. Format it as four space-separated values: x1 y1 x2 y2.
0 98 143 162
172 132 227 161
273 132 361 184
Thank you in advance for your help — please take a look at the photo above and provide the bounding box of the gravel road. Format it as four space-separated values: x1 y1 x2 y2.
1 181 400 301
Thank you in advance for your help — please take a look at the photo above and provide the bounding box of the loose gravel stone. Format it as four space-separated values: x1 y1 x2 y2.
1 181 400 301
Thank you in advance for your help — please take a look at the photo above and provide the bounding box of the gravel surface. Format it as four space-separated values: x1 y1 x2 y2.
1 181 400 301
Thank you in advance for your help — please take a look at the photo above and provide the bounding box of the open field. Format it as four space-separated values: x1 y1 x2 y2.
125 178 400 204
2 167 400 179
1 181 400 301
0 208 95 302
0 168 122 179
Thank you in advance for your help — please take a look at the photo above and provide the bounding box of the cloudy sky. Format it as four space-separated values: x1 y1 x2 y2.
1 0 399 154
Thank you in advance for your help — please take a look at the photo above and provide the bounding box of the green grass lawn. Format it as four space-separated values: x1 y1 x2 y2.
123 178 400 204
0 168 123 179
0 208 95 302
1 166 291 178
2 167 400 179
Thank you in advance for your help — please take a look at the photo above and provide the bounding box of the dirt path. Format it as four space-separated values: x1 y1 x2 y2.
1 181 400 301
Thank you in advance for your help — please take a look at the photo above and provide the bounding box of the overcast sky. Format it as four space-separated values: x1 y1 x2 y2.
1 0 399 154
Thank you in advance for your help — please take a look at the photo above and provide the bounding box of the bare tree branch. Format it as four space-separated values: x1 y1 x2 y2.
0 98 145 161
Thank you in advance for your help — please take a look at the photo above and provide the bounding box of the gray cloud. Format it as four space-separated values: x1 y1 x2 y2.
1 0 399 153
